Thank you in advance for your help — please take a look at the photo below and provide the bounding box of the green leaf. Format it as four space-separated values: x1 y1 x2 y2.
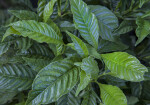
89 5 119 41
20 43 54 58
0 63 36 91
37 0 47 18
66 31 89 58
76 70 91 96
23 55 51 72
0 91 18 104
98 39 128 53
101 52 148 81
139 0 149 8
43 0 57 22
114 20 135 35
81 56 99 79
6 20 63 44
99 83 127 105
57 87 81 105
141 81 150 100
81 88 99 105
69 0 99 49
59 21 75 32
8 10 38 20
135 17 150 46
26 58 80 105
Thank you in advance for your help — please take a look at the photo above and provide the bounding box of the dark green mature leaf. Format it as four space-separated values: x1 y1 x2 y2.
130 82 142 97
8 10 38 20
0 63 36 91
26 58 80 105
37 0 47 18
139 0 149 8
0 41 11 56
20 43 53 57
76 70 91 96
69 0 99 49
98 39 128 53
99 83 127 105
0 91 18 104
23 55 51 72
135 17 150 46
81 88 98 105
57 87 81 105
114 20 135 35
43 0 57 22
101 52 148 81
59 21 75 32
141 81 150 100
90 5 119 41
66 31 89 58
6 20 63 44
81 56 99 79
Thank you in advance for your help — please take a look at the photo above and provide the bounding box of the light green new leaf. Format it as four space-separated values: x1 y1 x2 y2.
101 52 148 81
76 71 91 96
43 0 57 22
23 55 51 72
66 31 89 58
37 0 47 17
89 5 118 41
26 58 80 105
99 83 127 105
8 10 38 20
6 20 63 44
69 0 99 49
135 17 150 46
0 63 36 91
81 56 99 79
57 87 81 105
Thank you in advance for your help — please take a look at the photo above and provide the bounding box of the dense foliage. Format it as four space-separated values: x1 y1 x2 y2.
0 0 150 105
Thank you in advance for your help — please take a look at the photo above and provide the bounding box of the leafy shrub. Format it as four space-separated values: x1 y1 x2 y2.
0 0 150 105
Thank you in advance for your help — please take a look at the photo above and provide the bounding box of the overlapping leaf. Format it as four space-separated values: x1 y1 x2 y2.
57 87 81 105
26 58 80 105
135 17 150 46
5 20 63 44
81 88 99 105
66 31 89 58
81 56 99 79
89 5 118 41
43 0 57 22
69 0 99 49
37 0 47 17
23 55 51 72
8 10 38 20
99 83 127 105
0 63 36 91
101 52 148 81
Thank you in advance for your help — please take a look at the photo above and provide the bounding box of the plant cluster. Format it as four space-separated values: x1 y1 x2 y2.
0 0 150 105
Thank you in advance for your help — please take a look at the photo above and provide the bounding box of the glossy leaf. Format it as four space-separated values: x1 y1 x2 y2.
99 83 127 105
76 71 91 96
37 0 47 17
69 0 99 49
101 52 148 81
90 5 118 41
8 10 38 20
6 20 63 44
57 87 81 105
66 31 89 58
26 58 80 105
81 56 99 79
43 0 57 22
135 17 150 46
0 63 36 91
